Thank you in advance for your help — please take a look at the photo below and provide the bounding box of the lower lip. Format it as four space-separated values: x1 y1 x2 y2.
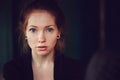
37 47 47 51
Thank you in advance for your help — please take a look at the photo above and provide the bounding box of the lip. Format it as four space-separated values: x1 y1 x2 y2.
37 46 47 51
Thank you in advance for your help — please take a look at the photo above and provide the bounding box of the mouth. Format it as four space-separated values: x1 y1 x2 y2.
37 46 47 51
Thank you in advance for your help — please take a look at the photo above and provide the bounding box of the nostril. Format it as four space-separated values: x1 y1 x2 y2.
38 39 45 43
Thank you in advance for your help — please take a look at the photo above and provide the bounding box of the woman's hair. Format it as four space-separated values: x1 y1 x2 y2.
19 0 66 54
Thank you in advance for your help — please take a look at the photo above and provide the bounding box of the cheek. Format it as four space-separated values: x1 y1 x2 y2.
26 31 36 47
27 37 36 48
47 36 57 47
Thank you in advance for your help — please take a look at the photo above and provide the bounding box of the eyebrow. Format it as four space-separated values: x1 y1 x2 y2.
28 25 38 28
28 25 56 28
45 25 56 28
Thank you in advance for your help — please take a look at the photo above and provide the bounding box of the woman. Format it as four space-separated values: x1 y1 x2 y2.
3 0 84 80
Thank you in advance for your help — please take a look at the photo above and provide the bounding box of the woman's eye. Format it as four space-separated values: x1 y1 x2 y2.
29 28 37 33
46 28 54 32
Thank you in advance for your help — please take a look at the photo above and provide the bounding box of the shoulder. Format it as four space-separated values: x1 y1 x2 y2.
4 55 29 70
4 57 23 70
55 53 81 68
3 57 23 80
3 55 31 80
56 53 84 80
56 53 81 65
62 55 81 68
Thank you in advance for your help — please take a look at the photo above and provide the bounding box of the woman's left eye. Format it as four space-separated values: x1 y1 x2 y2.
46 28 54 32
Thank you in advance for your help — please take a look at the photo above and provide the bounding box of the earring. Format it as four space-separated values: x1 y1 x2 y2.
57 35 60 39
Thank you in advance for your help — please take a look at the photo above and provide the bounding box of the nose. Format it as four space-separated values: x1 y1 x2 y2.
38 32 46 43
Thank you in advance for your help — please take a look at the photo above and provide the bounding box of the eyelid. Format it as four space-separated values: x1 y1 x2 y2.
29 27 36 30
29 28 37 32
45 27 54 32
46 25 56 28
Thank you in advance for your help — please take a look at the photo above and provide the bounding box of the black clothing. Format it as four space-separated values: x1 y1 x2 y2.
3 53 84 80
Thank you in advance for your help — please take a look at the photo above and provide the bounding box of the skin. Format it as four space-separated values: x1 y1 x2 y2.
25 10 60 80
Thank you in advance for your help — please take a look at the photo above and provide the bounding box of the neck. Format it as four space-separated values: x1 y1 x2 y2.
32 50 54 68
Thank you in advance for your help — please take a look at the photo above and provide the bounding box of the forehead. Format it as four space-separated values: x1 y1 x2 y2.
27 10 56 26
28 10 55 17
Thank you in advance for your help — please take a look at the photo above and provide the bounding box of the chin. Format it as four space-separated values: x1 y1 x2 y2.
36 51 49 56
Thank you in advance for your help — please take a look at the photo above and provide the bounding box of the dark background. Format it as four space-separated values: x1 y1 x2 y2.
0 0 120 77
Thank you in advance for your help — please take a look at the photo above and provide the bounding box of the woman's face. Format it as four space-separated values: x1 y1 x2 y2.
25 11 60 56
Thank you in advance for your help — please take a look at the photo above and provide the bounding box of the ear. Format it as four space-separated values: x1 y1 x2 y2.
57 30 61 39
24 30 27 39
58 29 61 36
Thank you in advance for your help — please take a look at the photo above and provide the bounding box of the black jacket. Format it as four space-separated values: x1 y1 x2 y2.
3 53 84 80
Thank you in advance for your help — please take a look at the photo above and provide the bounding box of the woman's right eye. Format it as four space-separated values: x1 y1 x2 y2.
29 28 37 33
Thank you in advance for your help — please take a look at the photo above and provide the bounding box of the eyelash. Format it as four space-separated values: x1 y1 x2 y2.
28 28 54 33
46 28 54 32
29 28 37 33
